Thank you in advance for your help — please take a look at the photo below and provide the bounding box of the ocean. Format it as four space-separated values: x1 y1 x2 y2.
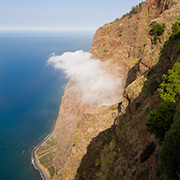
0 30 94 180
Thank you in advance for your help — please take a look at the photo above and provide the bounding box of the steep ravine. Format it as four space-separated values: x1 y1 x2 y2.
34 0 180 179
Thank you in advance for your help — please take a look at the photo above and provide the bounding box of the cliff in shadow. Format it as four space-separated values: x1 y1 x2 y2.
35 0 180 179
75 23 180 180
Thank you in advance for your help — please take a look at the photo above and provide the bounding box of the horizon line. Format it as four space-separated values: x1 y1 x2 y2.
0 27 97 31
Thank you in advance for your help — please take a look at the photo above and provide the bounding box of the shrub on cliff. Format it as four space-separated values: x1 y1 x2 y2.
122 1 144 19
160 117 180 180
170 21 180 40
146 101 176 141
149 21 165 44
158 62 180 102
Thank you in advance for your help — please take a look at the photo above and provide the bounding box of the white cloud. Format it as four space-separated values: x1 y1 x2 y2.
48 50 123 106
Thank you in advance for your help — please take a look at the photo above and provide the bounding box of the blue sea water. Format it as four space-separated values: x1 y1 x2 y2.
0 31 94 180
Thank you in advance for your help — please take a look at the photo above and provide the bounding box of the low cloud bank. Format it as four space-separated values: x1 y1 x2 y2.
48 50 123 106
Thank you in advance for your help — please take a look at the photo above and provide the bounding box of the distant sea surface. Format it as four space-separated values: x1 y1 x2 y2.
0 31 94 180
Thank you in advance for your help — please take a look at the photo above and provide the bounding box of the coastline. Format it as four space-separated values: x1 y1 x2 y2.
31 129 54 180
30 80 88 180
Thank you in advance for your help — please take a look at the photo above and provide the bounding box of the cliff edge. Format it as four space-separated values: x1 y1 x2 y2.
35 0 180 179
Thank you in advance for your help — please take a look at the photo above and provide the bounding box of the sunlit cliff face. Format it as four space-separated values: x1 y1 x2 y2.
48 50 123 106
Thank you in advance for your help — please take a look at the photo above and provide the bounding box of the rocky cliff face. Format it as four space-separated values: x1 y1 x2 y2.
90 0 179 84
35 0 180 179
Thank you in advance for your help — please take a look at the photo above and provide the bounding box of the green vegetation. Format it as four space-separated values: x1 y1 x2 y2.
146 101 176 141
37 149 51 156
146 60 180 178
169 21 180 40
166 21 180 44
74 132 81 144
134 58 139 65
144 23 149 31
38 145 49 152
111 107 118 111
46 138 57 146
160 118 180 180
39 152 53 165
149 22 166 36
172 21 180 35
140 141 156 163
48 166 55 179
149 21 165 44
158 62 180 102
122 1 144 19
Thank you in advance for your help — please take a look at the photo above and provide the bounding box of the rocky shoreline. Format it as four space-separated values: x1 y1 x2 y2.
31 81 86 179
31 130 54 180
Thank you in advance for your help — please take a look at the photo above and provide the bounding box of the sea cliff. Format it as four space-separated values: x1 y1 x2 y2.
34 0 180 179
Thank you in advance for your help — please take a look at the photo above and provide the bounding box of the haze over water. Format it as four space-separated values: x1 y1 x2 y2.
0 31 93 180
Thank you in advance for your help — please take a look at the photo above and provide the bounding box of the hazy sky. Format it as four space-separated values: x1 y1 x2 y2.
0 0 143 30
